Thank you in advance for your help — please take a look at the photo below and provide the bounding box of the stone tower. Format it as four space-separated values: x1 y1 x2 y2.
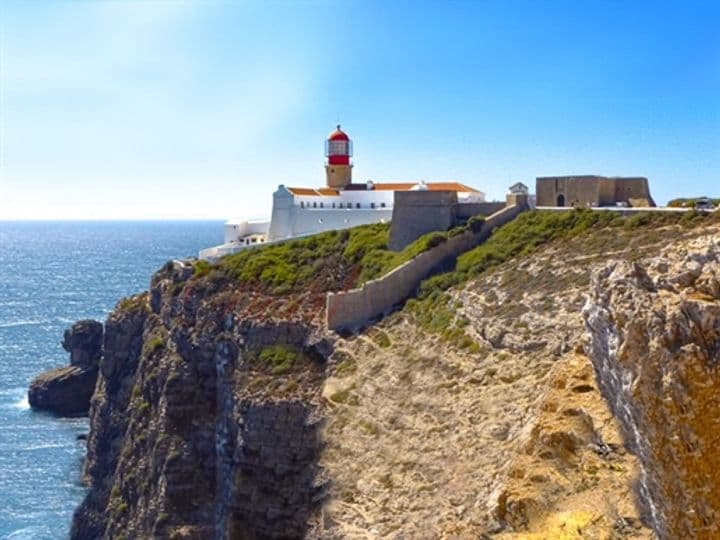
325 125 353 189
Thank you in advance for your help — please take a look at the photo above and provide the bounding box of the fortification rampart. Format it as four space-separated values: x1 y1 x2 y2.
388 192 507 251
455 201 506 219
326 202 528 331
388 191 458 251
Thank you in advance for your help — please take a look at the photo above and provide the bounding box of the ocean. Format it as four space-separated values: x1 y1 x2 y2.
0 221 222 539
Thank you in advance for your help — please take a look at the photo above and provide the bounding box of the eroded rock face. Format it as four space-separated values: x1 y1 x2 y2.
71 261 329 539
584 237 720 539
28 319 103 416
28 365 99 416
63 319 103 366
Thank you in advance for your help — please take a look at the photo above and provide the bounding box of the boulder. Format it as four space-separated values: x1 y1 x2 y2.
28 365 98 416
28 319 103 416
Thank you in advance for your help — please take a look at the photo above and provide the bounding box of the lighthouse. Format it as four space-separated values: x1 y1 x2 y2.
325 125 353 189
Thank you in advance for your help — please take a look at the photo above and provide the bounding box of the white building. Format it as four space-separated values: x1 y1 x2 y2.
199 126 485 260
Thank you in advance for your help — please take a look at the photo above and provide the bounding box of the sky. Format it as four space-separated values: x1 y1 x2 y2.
0 0 718 220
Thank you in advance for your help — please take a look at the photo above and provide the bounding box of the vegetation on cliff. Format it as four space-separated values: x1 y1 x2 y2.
322 209 720 538
409 208 720 345
195 222 467 294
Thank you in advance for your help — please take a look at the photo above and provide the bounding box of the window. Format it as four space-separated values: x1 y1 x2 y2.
332 202 336 208
339 203 343 208
356 202 361 209
313 202 317 208
300 201 304 208
320 202 324 208
370 202 376 209
328 140 348 155
381 202 386 208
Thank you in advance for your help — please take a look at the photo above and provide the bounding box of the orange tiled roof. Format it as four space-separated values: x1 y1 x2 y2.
287 187 340 196
347 182 478 193
367 182 480 193
287 182 480 196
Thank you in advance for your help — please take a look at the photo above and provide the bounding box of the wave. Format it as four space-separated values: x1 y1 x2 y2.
4 526 53 540
0 388 27 408
22 442 66 451
0 320 43 329
13 395 29 411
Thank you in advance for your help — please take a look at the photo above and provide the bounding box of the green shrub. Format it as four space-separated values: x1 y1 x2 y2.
193 260 212 277
371 330 392 348
137 400 150 414
145 337 165 355
257 345 300 375
342 223 390 262
118 294 148 314
466 215 486 234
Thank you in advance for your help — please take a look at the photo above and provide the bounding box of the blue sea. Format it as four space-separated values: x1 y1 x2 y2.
0 221 222 539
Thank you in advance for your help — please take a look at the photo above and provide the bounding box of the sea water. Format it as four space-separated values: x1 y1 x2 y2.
0 221 222 539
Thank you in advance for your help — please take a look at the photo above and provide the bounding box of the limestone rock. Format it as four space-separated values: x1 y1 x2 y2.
28 364 98 416
71 267 328 539
584 236 720 539
63 319 103 366
28 319 103 416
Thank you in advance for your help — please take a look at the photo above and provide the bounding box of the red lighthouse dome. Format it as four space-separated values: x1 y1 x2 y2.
325 124 352 166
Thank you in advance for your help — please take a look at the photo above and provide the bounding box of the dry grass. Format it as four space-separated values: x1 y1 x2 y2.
318 219 720 538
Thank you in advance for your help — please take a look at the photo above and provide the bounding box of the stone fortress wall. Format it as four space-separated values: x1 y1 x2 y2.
536 175 655 208
388 190 505 250
326 199 529 331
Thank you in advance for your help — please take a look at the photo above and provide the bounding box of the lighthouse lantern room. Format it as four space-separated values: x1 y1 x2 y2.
325 125 353 189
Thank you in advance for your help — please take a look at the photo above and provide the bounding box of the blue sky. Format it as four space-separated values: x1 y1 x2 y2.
1 0 718 219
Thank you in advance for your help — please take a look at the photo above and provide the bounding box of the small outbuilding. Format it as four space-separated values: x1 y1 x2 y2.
508 182 529 195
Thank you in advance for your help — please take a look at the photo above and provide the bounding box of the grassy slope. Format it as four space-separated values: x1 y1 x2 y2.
408 208 720 342
194 222 473 295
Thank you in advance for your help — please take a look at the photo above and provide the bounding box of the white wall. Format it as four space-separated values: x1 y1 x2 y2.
224 220 271 243
293 189 394 209
285 207 392 238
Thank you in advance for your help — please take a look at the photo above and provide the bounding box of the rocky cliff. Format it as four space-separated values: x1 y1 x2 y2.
584 236 720 539
62 211 720 539
28 319 103 416
71 259 333 539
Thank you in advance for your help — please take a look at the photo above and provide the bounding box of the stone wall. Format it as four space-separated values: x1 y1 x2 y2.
389 191 458 250
536 175 654 207
455 201 506 220
326 202 529 331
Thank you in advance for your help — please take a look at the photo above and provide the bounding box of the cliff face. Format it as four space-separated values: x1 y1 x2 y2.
69 214 720 539
72 260 331 539
584 236 720 539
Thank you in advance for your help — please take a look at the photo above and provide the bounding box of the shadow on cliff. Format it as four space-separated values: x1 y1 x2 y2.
225 401 326 539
